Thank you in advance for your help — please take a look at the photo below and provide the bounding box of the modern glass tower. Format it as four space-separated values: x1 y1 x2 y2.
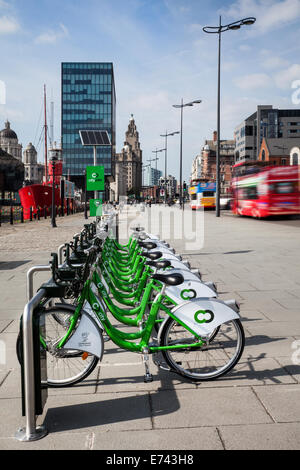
61 62 116 188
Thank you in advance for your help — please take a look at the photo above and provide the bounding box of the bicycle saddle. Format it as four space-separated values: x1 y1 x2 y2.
145 259 172 269
142 251 162 260
138 241 157 250
152 272 184 286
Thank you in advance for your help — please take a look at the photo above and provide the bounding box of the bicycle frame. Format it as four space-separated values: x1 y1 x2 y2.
56 266 204 355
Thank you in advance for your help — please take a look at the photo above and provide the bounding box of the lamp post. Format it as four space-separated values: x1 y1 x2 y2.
172 99 202 210
160 131 180 204
203 16 256 217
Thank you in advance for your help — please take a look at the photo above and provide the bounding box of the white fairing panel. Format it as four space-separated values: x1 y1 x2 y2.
171 298 240 338
165 280 217 303
63 311 103 358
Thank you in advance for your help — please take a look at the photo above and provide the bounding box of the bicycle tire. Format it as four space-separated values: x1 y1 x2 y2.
160 318 244 381
16 306 101 388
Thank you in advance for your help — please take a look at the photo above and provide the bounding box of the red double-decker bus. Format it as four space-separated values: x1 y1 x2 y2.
231 161 300 218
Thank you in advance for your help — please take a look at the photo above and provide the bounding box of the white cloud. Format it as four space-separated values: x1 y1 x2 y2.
133 91 170 111
239 44 252 51
35 23 69 44
0 1 10 9
274 63 300 88
221 0 300 34
262 56 289 69
234 73 271 89
0 15 19 34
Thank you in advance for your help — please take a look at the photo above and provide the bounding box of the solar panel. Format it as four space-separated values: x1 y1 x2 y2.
79 130 111 146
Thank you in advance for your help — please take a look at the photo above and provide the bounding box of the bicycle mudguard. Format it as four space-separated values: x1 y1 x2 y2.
63 309 104 359
162 298 241 339
165 280 217 303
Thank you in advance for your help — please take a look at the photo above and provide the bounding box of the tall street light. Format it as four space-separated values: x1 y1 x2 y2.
203 16 256 217
172 99 202 210
160 131 180 204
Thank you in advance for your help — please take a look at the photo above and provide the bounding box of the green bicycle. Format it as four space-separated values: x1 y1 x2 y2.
23 244 244 387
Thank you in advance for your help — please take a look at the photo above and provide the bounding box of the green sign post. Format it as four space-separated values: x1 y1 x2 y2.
90 199 103 217
86 166 105 191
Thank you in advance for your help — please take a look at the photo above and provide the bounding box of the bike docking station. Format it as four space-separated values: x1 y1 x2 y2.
14 205 244 443
14 219 107 442
15 266 51 442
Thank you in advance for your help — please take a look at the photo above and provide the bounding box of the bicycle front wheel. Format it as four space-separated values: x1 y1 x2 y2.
160 318 244 381
17 306 101 388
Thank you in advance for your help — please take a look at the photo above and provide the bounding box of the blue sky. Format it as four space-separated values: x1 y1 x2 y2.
1 0 300 182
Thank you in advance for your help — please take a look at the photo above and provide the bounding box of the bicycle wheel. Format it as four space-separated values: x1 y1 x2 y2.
160 318 244 381
17 306 101 388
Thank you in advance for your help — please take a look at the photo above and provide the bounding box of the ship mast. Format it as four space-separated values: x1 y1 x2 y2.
44 84 48 182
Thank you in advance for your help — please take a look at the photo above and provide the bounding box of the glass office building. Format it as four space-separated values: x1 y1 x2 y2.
61 62 116 188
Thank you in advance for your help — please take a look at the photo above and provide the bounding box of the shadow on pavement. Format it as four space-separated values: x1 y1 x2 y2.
43 366 180 434
0 260 31 270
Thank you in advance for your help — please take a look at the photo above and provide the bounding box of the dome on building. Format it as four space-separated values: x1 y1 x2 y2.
0 120 18 140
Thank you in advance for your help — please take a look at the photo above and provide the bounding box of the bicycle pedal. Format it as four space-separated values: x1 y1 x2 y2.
144 374 153 383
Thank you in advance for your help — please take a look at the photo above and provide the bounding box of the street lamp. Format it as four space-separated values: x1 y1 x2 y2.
203 16 256 217
172 99 202 210
160 131 180 204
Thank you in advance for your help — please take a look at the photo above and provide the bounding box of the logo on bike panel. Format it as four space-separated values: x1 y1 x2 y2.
180 289 197 300
194 309 214 324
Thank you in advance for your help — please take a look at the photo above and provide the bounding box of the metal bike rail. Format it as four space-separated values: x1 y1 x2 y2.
58 244 65 265
26 265 51 302
16 264 53 442
15 287 48 442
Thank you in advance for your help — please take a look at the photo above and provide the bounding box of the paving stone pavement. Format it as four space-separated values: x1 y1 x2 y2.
0 208 299 450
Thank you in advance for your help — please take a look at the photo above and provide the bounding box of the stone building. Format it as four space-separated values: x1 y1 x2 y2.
0 120 22 161
23 142 44 184
191 154 202 182
200 131 235 194
111 115 142 199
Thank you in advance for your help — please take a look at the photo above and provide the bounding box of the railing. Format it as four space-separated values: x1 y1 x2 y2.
0 204 84 226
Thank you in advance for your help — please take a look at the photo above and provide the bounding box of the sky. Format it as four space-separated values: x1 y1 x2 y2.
1 0 300 182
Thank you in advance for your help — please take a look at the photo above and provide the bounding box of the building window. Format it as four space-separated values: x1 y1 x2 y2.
292 153 299 165
261 149 266 161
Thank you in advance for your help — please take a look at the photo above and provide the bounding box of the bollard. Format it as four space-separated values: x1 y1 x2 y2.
21 207 24 223
30 207 33 222
37 207 40 221
44 206 47 219
10 206 13 225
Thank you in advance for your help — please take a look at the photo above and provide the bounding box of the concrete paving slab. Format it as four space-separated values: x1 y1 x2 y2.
150 388 272 428
276 357 300 383
219 422 300 450
245 321 300 337
0 432 90 450
91 427 224 450
0 370 21 399
42 392 153 434
243 334 294 359
253 384 300 423
197 357 297 387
